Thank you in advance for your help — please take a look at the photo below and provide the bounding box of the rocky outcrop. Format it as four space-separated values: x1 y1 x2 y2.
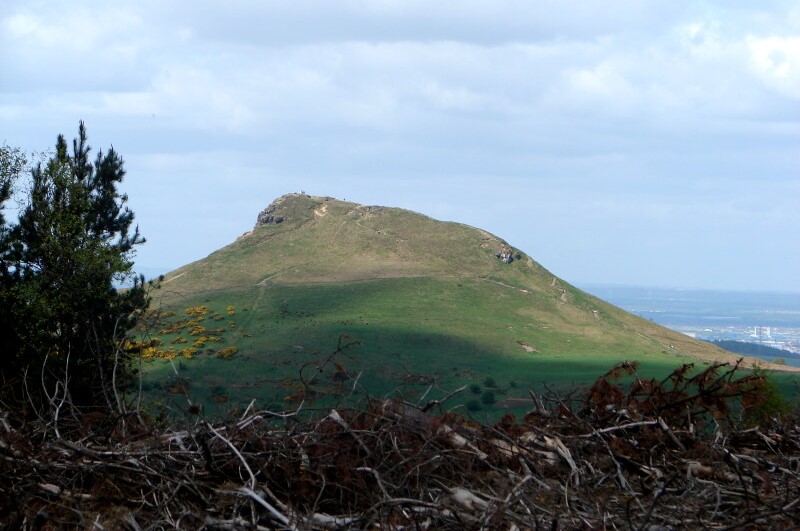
255 194 298 226
256 207 284 225
256 202 285 225
258 214 285 225
495 247 520 264
255 193 338 227
347 205 387 219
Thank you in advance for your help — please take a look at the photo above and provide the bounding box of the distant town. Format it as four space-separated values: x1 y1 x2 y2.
678 325 800 355
581 284 800 364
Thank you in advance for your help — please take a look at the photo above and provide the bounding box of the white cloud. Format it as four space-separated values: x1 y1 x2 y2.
555 59 640 116
150 67 257 130
2 6 144 54
3 2 791 132
678 19 723 58
747 35 800 99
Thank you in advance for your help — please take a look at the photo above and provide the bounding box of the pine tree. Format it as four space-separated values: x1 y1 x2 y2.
0 143 27 403
2 123 148 410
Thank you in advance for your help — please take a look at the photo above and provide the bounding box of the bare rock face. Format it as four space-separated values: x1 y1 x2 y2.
256 203 285 226
257 212 285 225
495 247 520 264
255 194 300 226
255 193 336 228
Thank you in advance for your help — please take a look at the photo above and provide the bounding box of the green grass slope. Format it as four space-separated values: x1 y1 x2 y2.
140 194 791 417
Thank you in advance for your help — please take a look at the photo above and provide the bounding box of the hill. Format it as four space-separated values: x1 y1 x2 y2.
139 193 791 414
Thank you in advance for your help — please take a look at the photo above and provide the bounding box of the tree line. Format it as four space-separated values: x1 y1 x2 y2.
0 123 148 415
710 339 799 361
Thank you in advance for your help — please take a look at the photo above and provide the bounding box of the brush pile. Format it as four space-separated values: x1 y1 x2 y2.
1 361 799 529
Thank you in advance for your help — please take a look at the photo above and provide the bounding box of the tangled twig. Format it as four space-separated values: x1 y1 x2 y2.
1 361 798 529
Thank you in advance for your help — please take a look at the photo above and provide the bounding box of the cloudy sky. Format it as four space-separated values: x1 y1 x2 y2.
2 1 798 292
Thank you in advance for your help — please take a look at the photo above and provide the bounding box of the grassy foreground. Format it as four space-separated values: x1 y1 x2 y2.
135 277 774 419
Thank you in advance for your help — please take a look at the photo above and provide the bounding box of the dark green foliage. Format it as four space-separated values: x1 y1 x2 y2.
744 365 792 426
711 340 799 360
466 399 481 412
0 124 148 411
481 390 496 405
0 144 27 400
483 376 496 388
469 383 481 394
0 143 25 234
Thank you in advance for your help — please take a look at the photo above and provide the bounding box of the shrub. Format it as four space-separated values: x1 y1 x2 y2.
189 325 207 336
466 399 482 412
483 376 496 388
589 360 791 430
743 365 791 426
216 346 238 359
481 390 496 405
469 383 481 394
181 348 198 359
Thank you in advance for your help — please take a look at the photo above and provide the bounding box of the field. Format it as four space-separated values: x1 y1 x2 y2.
135 277 766 420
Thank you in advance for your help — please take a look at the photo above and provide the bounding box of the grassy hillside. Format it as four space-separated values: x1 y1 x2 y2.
137 194 792 417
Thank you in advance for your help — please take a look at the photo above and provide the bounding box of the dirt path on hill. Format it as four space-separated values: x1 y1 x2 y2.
480 277 530 294
163 271 188 283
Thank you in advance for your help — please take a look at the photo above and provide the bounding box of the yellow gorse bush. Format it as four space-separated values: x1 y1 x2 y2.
181 347 198 359
216 346 238 359
131 302 240 361
189 325 207 336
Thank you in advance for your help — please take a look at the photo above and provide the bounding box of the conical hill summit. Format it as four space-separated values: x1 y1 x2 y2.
146 194 770 411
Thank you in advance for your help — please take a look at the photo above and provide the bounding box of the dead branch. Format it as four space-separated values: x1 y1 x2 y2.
2 360 799 529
